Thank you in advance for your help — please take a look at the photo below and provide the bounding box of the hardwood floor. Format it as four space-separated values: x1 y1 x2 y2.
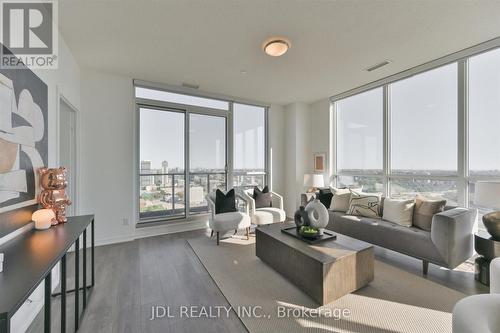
27 227 487 332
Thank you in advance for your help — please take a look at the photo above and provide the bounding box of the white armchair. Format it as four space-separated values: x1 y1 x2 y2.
452 257 500 333
242 189 286 226
206 192 251 245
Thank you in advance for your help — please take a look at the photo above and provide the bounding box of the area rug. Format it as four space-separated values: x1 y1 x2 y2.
188 236 467 333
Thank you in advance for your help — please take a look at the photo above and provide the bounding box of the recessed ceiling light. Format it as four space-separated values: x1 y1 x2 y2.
240 70 247 74
263 37 291 57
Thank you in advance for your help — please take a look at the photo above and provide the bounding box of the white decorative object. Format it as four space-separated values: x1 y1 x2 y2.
305 199 329 235
0 252 3 272
32 209 55 230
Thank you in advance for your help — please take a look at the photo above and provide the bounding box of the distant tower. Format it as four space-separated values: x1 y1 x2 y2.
161 161 169 185
140 160 153 187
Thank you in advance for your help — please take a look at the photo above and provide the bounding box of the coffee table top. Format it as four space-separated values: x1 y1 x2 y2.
256 222 373 264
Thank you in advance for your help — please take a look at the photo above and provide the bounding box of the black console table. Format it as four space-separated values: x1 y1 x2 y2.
0 215 95 333
474 231 500 286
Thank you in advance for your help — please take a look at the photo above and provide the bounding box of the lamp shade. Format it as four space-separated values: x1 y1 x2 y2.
303 174 324 188
474 182 500 209
32 209 55 230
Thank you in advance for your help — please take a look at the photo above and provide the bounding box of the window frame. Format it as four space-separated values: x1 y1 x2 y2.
135 82 269 224
330 41 500 230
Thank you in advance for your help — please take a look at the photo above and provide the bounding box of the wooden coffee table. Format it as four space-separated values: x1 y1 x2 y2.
255 223 374 305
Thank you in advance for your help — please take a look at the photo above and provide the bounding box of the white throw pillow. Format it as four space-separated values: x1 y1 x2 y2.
382 198 415 227
347 191 381 218
329 187 361 212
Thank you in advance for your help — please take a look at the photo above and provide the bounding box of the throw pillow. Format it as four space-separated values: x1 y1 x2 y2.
253 186 272 208
347 192 381 218
329 188 353 212
215 189 237 214
413 195 446 231
317 188 333 208
382 198 415 227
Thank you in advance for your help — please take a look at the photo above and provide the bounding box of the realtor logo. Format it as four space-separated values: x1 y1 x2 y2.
0 0 58 69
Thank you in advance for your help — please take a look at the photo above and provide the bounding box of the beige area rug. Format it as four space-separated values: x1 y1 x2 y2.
188 236 467 333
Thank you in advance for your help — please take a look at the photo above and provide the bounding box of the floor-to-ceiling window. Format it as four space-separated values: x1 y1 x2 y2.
331 45 500 228
233 103 267 188
136 85 268 223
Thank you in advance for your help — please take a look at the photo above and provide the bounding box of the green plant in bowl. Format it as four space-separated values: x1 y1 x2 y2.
299 226 319 238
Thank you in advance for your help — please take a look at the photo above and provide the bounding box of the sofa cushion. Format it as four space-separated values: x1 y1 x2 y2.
382 198 415 227
413 195 446 231
253 207 286 225
211 211 251 231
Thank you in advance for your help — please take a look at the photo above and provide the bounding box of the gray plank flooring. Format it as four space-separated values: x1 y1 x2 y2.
27 229 247 333
27 227 487 332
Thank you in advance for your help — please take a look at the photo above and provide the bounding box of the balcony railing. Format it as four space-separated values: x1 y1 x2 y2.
139 172 226 221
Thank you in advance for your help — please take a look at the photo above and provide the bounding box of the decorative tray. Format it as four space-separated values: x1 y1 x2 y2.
281 226 337 245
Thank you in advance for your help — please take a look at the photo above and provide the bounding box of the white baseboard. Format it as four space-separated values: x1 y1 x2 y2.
93 220 208 247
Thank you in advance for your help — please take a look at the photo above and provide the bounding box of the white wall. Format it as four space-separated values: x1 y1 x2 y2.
79 70 136 244
283 102 312 217
268 104 285 196
309 98 332 185
79 70 288 244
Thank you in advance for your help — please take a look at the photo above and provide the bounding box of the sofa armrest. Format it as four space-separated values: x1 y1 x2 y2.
270 191 284 210
491 257 500 294
431 207 477 269
300 192 317 207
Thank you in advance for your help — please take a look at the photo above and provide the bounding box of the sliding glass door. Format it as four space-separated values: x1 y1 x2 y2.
139 107 186 220
189 113 227 215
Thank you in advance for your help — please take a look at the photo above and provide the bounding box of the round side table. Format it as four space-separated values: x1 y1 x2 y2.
475 231 500 285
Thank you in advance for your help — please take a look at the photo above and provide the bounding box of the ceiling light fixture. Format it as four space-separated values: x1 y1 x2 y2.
263 37 291 57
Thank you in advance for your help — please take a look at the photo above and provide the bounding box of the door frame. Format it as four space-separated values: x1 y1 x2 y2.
57 94 79 215
136 100 229 223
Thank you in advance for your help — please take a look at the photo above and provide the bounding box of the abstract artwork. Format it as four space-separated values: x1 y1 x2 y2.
0 44 48 234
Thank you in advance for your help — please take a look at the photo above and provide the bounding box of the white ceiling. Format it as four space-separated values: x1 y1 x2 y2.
59 0 500 105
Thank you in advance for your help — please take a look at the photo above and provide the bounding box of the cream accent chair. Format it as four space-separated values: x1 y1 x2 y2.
206 193 251 245
452 257 500 333
242 189 286 226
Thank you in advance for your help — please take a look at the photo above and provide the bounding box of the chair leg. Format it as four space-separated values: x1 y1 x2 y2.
234 229 238 235
422 260 429 275
246 227 250 240
210 230 214 238
217 232 220 246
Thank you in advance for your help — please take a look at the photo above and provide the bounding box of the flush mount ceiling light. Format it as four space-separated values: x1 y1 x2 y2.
263 37 291 57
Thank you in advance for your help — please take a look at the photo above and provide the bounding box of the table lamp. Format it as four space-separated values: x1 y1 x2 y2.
474 181 500 240
303 174 324 193
32 209 56 230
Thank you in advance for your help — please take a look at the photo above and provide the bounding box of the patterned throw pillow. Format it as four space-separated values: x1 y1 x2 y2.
347 191 381 218
329 187 363 212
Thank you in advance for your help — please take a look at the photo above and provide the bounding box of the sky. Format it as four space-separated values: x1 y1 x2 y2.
140 103 265 171
337 47 500 174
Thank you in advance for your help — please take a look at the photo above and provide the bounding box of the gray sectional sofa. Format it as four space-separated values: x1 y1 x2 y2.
301 192 477 274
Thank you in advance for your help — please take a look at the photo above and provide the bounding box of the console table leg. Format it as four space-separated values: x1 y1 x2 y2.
74 237 79 331
422 260 429 275
91 219 95 287
61 255 66 333
83 229 87 310
44 272 52 333
0 318 10 333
